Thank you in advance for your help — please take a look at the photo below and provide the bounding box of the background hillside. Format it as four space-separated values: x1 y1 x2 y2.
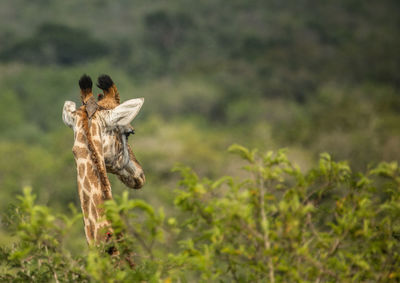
0 0 399 256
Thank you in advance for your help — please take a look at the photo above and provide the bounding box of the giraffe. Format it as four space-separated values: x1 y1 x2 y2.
62 74 145 244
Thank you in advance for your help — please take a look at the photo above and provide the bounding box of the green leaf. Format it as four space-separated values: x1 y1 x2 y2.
228 144 256 163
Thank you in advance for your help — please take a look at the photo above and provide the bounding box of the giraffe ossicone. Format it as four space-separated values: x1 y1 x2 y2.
62 74 145 244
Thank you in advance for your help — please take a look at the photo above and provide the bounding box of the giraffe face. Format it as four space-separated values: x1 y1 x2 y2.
63 98 145 189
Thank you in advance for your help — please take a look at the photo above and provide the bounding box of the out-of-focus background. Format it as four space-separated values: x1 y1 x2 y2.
0 0 399 250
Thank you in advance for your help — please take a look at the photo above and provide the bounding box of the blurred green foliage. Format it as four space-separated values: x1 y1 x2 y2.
1 148 399 281
0 23 109 65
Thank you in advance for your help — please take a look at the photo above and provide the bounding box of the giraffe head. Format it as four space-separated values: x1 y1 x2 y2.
63 75 145 191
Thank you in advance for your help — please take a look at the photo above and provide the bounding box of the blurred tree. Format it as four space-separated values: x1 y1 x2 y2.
0 23 109 65
129 10 198 76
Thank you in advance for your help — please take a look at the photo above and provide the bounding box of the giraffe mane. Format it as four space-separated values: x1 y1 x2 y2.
81 108 112 200
79 74 112 200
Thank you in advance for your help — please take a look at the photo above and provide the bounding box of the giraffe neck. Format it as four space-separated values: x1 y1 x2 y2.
73 109 112 244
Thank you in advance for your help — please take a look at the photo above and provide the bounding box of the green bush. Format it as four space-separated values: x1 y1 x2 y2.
1 146 399 282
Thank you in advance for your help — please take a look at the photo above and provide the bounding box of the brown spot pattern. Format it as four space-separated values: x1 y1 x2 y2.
83 177 91 192
85 225 94 241
90 202 98 220
77 132 86 143
86 163 98 185
73 146 89 159
82 192 90 217
78 163 86 177
89 219 96 241
93 193 102 207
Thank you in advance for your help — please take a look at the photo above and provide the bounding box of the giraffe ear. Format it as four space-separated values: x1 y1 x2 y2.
62 101 77 129
105 98 144 127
